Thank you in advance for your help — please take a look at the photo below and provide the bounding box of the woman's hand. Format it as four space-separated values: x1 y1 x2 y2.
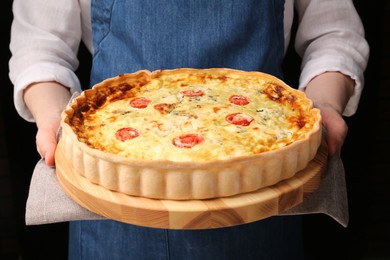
314 103 349 156
304 72 355 156
24 82 71 166
35 116 61 167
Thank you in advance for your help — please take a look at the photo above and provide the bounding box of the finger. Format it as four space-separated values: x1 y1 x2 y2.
321 111 348 156
36 145 44 159
43 141 57 167
35 126 59 167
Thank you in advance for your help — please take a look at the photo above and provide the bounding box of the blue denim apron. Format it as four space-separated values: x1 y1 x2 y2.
69 1 304 259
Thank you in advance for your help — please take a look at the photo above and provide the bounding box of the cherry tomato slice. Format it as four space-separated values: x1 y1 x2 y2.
181 89 204 97
229 95 250 106
129 97 151 109
115 127 140 141
173 134 204 148
225 113 254 126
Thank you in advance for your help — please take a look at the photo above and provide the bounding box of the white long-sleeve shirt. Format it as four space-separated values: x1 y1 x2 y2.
9 0 369 122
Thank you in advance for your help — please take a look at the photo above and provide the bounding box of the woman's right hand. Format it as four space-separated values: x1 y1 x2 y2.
24 82 72 167
35 116 62 167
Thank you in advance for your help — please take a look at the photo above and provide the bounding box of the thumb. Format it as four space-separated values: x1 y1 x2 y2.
35 124 59 167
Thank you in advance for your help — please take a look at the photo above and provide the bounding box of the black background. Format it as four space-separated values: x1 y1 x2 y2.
1 1 388 259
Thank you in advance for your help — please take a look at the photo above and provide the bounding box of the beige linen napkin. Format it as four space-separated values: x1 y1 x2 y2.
25 152 349 227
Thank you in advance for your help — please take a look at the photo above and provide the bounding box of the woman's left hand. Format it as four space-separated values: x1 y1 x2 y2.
304 71 355 156
315 103 348 156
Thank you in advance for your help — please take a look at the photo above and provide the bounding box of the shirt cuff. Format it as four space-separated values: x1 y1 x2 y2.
298 58 364 117
12 63 82 122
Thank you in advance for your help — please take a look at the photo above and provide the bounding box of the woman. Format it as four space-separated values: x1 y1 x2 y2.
9 0 369 259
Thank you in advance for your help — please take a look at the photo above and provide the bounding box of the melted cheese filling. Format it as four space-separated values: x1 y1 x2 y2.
78 74 313 162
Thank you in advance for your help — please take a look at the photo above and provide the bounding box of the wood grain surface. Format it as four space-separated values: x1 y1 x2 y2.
56 141 327 230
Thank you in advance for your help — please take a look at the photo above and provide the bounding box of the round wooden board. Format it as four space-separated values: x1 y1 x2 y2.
56 141 327 230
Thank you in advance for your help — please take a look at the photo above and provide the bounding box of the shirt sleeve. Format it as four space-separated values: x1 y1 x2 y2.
294 0 369 116
8 0 84 122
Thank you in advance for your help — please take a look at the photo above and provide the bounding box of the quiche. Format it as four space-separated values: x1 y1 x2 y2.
58 68 322 200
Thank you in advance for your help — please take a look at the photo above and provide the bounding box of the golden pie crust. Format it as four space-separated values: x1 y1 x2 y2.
58 68 322 200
